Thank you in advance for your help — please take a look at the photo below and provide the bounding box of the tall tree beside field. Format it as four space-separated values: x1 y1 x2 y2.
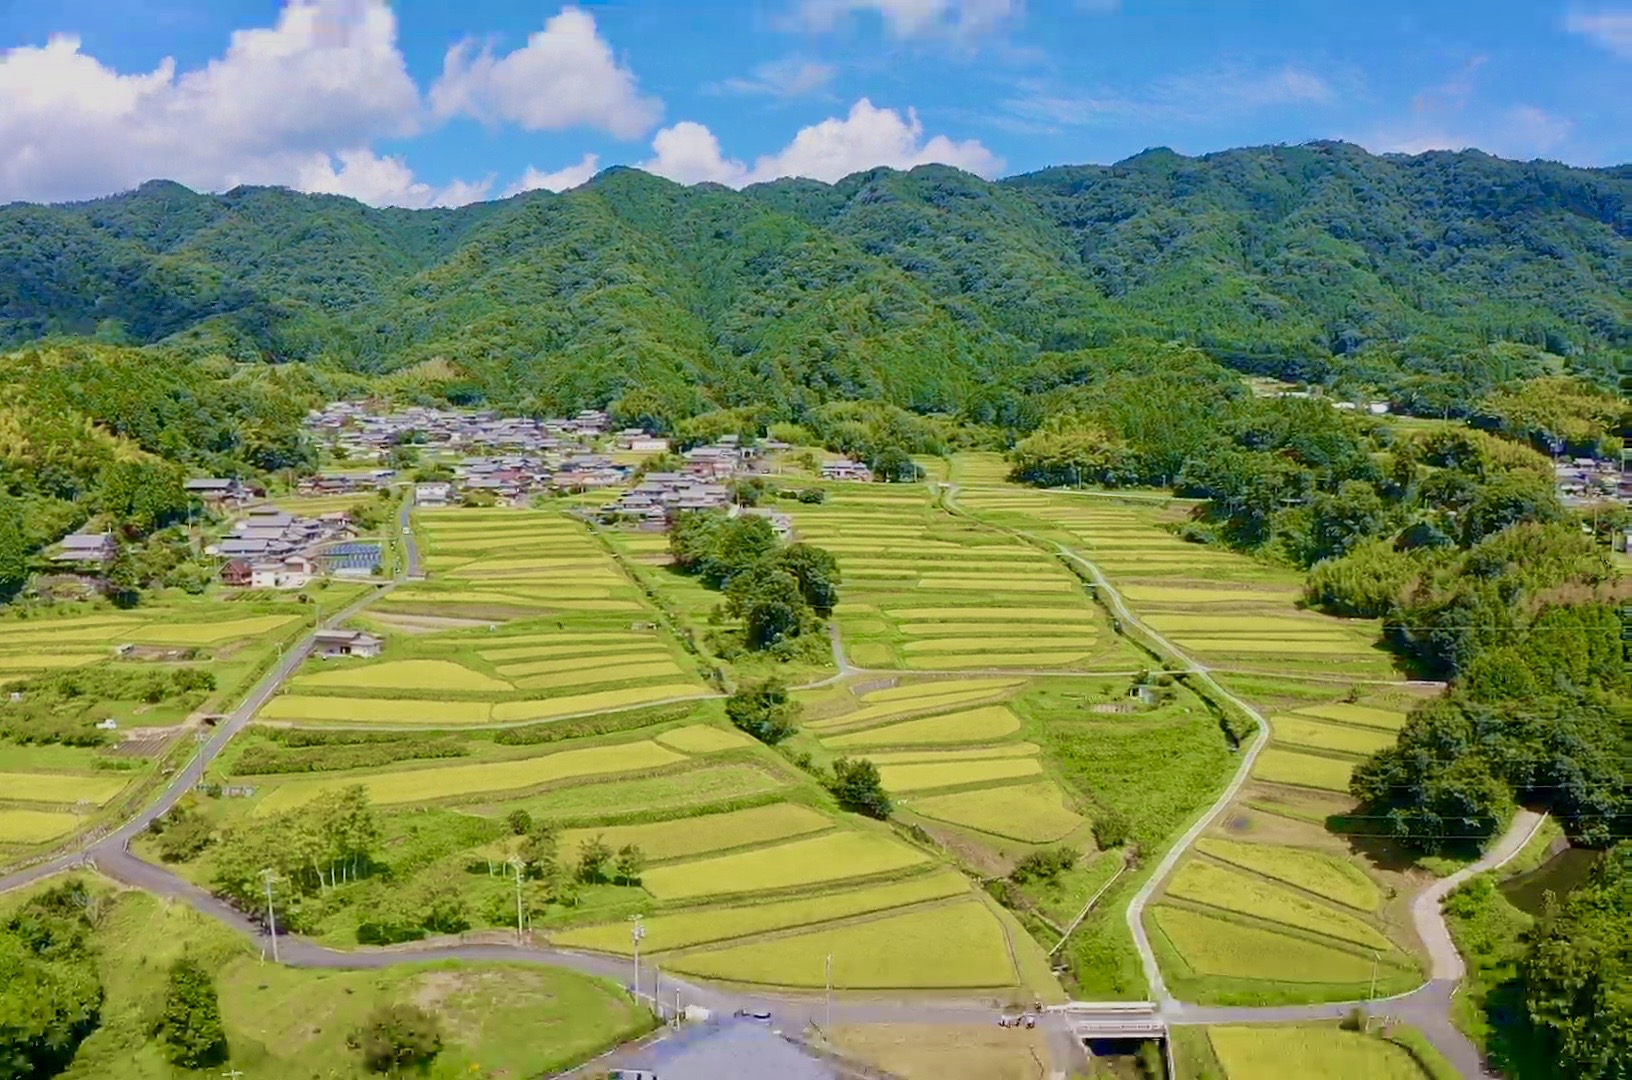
155 957 228 1068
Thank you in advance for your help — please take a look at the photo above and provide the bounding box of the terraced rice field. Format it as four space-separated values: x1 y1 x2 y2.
1207 1025 1435 1080
1193 839 1379 911
823 705 1021 748
494 764 788 821
1252 749 1355 793
511 660 687 691
907 782 1085 843
0 809 81 843
1165 862 1390 949
639 831 931 900
492 651 672 676
0 654 107 671
556 803 833 863
875 757 1043 793
0 771 131 806
1149 906 1395 984
291 659 513 692
868 744 1040 764
127 615 302 645
477 639 664 662
489 684 712 722
1290 703 1408 731
654 725 757 753
666 900 1017 989
553 870 971 955
254 741 687 813
1269 716 1396 756
259 695 495 725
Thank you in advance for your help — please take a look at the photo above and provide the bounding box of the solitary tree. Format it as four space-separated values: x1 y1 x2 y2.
830 757 892 819
725 679 799 745
156 956 228 1068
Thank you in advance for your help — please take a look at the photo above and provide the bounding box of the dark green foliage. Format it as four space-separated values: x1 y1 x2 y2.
0 664 215 747
148 804 214 863
575 835 613 885
829 757 892 819
1010 846 1078 884
670 511 841 651
518 825 558 882
232 735 467 775
0 882 104 1079
1521 843 1632 1078
349 1004 442 1074
505 809 533 836
1091 809 1131 850
613 844 646 886
155 956 227 1068
725 679 799 745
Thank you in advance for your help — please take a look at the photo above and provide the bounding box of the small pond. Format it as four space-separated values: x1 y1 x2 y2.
1498 845 1604 915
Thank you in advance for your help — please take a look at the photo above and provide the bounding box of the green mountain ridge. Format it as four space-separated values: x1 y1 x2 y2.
2 141 1627 411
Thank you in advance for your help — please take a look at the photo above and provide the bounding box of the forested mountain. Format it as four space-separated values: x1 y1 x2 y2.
2 142 1625 414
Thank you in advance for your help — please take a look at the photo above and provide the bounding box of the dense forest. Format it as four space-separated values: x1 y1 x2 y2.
2 142 1626 415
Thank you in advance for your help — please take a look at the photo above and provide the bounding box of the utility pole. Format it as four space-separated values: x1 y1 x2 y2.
1366 951 1379 1031
507 855 526 943
261 869 280 963
654 966 662 1021
630 915 646 1005
825 953 833 1033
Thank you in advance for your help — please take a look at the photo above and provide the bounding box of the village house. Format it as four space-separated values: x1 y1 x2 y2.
51 532 116 565
183 477 249 502
414 481 453 507
820 460 874 482
312 629 383 659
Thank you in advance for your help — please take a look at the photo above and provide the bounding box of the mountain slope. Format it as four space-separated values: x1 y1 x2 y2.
1 142 1625 409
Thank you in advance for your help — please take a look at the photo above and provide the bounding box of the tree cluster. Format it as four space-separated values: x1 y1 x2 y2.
669 512 840 651
0 881 105 1078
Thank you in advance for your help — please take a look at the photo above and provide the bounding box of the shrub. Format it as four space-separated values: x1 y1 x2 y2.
1092 810 1131 850
797 488 826 504
349 1004 442 1073
505 809 533 836
1340 1006 1366 1031
830 757 892 820
1011 846 1077 884
156 957 228 1068
725 679 798 745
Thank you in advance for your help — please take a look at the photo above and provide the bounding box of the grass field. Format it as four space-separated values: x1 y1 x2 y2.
639 830 932 900
1165 861 1391 949
556 803 832 863
876 757 1043 793
1194 838 1380 911
1150 906 1392 984
1292 703 1409 731
553 870 971 955
1271 715 1397 756
0 771 130 806
291 659 513 692
654 725 757 753
0 809 80 843
255 742 687 813
907 781 1084 843
666 900 1016 989
823 705 1021 748
1253 749 1356 793
1208 1025 1435 1080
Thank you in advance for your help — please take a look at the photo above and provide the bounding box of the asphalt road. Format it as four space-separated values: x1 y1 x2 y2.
397 490 422 577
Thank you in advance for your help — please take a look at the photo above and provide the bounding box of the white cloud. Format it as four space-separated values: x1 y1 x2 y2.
0 0 423 204
429 8 661 138
643 122 749 185
1359 106 1573 160
503 154 602 197
1503 106 1574 152
1565 9 1632 57
792 0 1018 38
999 64 1335 133
643 98 1002 188
717 57 836 98
297 148 491 208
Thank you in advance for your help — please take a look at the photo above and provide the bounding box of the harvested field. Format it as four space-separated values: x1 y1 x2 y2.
876 757 1043 793
1207 1025 1433 1080
0 771 129 806
557 803 831 864
908 781 1084 843
639 830 932 900
1165 861 1390 949
255 741 687 813
0 809 80 843
552 870 970 955
1253 750 1355 793
824 706 1021 748
655 725 757 753
489 683 710 722
666 900 1016 989
1149 906 1389 984
291 659 512 692
1194 838 1379 911
1270 716 1396 756
259 696 493 725
1292 703 1408 731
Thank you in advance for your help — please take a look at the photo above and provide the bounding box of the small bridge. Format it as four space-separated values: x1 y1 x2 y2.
1052 1001 1167 1039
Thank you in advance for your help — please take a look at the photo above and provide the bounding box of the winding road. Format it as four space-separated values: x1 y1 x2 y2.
0 487 1529 1078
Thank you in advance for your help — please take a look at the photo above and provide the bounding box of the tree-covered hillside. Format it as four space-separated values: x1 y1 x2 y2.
1 142 1626 413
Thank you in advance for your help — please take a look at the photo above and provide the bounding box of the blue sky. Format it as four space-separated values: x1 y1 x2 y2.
1 0 1627 206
